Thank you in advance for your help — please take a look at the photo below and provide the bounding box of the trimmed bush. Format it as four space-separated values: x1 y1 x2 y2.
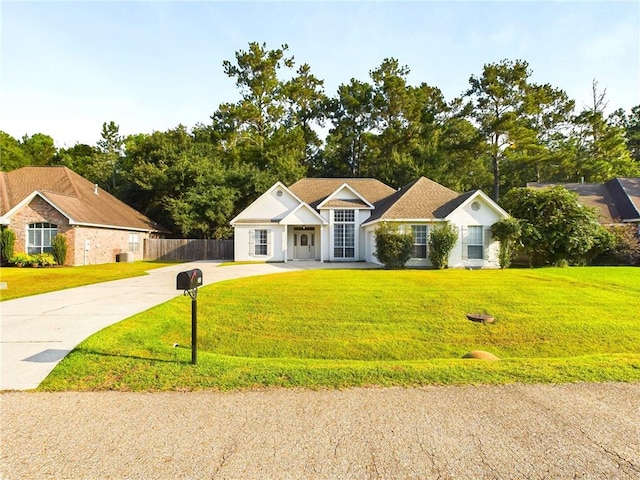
490 218 522 268
1 228 16 265
11 253 33 267
428 224 458 269
52 234 68 265
374 222 414 269
33 253 56 267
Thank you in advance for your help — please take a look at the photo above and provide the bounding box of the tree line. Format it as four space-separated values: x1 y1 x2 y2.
2 42 639 239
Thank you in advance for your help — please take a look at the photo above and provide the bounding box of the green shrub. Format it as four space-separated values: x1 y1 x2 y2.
593 225 640 265
490 218 522 268
33 253 56 267
502 187 604 266
11 253 33 267
428 224 458 269
52 234 68 265
374 222 414 269
0 228 16 264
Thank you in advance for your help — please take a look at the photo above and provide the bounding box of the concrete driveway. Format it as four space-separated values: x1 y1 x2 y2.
0 261 374 390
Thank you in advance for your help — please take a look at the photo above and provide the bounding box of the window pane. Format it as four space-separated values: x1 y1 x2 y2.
345 224 354 246
334 247 344 258
468 226 483 245
468 245 483 259
414 245 427 258
345 248 355 258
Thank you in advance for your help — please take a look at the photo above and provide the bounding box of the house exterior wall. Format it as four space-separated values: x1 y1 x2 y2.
70 226 150 266
364 222 440 267
447 198 502 268
7 196 151 266
363 195 505 269
233 224 285 262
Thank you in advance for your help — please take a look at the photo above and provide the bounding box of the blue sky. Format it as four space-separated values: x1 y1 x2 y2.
1 1 638 147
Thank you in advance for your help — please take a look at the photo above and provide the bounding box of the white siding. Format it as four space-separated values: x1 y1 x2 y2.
447 197 503 268
234 225 285 262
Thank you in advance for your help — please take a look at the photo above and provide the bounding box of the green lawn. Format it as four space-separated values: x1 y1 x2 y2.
39 267 640 391
0 261 176 301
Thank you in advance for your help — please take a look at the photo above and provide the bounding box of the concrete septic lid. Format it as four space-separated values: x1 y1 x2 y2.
462 350 500 361
466 313 494 323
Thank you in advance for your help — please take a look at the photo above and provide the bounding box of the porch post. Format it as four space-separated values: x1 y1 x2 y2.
320 225 324 262
283 224 288 263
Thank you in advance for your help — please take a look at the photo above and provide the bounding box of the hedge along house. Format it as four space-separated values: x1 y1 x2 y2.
231 177 509 268
0 166 168 265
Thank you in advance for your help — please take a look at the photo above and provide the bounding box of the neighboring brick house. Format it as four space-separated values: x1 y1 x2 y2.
0 166 168 265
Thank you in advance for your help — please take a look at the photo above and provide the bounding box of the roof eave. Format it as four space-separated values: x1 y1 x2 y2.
361 217 444 227
2 191 76 223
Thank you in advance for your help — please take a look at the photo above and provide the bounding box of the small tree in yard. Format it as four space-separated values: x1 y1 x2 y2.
52 234 68 265
374 222 414 269
502 186 607 266
0 228 15 265
428 224 458 269
490 218 521 268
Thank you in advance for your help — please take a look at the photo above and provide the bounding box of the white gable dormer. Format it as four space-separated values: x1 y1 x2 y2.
317 183 374 210
231 182 302 224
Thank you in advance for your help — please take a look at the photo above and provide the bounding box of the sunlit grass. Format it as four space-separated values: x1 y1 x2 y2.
40 267 640 391
0 261 176 301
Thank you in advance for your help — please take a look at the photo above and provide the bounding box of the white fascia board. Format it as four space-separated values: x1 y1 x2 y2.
444 190 509 220
2 191 75 223
361 217 442 227
280 203 328 225
230 181 303 225
316 183 374 209
69 222 157 232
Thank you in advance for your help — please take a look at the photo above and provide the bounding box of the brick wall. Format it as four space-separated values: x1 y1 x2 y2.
8 196 150 266
71 226 150 265
10 197 71 263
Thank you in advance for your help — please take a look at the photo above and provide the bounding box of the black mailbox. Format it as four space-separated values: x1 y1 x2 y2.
176 268 203 291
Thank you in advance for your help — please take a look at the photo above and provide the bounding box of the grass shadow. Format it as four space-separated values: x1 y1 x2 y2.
73 347 192 365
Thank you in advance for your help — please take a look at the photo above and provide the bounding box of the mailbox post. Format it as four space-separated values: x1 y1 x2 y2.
176 268 203 365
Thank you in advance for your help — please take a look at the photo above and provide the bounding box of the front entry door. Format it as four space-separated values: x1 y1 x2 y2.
294 230 315 259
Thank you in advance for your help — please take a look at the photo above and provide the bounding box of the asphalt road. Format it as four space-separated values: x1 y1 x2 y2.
2 382 639 479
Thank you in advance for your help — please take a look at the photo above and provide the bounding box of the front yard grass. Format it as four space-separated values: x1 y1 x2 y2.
39 267 640 391
0 261 176 301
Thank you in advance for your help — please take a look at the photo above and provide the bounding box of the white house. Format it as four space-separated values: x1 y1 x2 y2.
230 177 509 268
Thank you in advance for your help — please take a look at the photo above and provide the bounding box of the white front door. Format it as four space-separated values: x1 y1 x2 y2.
294 230 315 259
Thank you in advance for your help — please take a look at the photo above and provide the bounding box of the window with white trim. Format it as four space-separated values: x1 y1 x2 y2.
467 226 484 259
333 210 355 258
128 233 140 252
255 229 268 256
27 222 57 254
412 225 428 258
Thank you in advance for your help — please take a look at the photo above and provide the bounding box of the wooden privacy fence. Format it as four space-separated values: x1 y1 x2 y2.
144 239 234 262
